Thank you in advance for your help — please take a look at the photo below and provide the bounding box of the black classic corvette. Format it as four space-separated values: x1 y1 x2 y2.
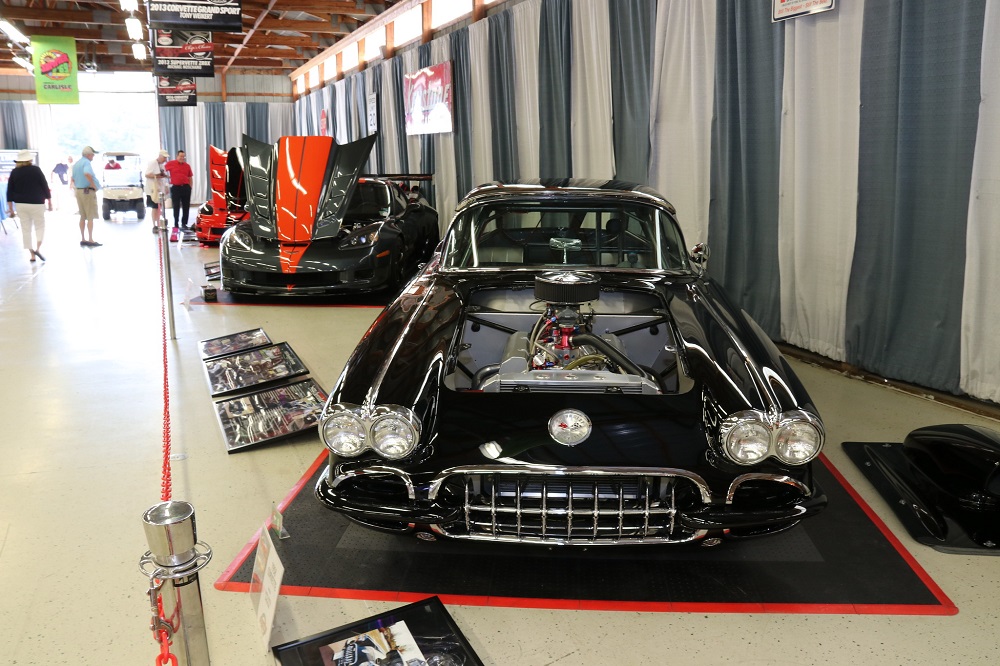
219 134 439 296
315 180 827 545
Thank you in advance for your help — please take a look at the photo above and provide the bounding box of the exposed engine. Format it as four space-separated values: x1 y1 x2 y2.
475 272 662 394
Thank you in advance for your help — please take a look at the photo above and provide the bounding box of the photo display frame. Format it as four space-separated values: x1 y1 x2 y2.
199 327 271 359
204 342 308 397
271 596 484 666
215 378 327 452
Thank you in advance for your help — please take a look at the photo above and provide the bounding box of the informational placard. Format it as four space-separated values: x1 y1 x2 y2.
772 0 836 22
403 61 453 136
30 36 79 104
148 0 243 32
153 29 215 77
156 76 197 107
249 526 285 651
367 92 378 133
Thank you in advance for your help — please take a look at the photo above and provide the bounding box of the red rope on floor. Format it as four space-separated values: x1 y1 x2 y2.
157 231 172 502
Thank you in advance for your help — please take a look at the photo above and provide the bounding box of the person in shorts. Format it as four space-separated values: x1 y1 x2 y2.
145 149 169 232
6 150 52 262
71 146 102 246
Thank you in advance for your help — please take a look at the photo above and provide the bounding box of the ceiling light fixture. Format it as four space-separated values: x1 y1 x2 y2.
0 19 29 45
119 0 139 11
125 17 143 41
131 42 146 60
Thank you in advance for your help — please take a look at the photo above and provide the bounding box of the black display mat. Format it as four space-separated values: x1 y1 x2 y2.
216 453 955 614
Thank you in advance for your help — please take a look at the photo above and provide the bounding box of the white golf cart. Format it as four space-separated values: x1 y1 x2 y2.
101 151 145 220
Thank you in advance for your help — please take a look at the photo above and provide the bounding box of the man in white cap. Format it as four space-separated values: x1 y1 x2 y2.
5 150 52 263
70 145 102 246
145 149 170 232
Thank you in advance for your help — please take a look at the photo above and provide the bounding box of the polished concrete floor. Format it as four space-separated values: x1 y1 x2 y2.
1 212 998 665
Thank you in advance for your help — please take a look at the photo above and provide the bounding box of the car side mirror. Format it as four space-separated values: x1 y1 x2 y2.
690 242 710 266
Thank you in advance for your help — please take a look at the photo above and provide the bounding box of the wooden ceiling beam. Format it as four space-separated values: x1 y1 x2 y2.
225 0 281 73
255 18 345 34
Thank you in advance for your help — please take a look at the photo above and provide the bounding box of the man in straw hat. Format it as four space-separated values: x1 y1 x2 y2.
5 149 52 263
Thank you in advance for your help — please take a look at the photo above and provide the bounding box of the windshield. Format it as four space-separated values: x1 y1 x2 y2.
345 181 391 220
101 155 142 187
441 199 689 271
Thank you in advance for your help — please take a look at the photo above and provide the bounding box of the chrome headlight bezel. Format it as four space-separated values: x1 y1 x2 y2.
320 403 422 461
338 226 380 250
230 226 254 251
719 409 825 466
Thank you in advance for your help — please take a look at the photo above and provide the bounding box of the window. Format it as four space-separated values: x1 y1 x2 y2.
365 27 386 62
432 0 472 28
323 58 338 81
307 66 319 90
341 42 359 72
393 6 422 46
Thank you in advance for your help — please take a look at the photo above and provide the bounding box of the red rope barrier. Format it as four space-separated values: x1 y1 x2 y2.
157 231 172 502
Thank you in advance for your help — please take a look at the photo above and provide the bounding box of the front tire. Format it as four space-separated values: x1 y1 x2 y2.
135 200 146 220
102 200 111 221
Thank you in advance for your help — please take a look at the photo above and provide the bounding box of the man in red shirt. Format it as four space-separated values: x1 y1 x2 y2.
163 150 194 229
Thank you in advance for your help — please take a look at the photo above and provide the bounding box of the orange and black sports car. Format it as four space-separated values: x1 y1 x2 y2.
194 145 247 244
219 134 439 296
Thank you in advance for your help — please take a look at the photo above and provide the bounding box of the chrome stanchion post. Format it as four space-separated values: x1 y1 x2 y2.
140 501 212 666
160 222 177 340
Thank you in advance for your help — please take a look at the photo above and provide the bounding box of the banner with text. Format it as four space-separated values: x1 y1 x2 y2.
148 0 242 32
31 36 79 104
153 29 214 77
156 76 197 107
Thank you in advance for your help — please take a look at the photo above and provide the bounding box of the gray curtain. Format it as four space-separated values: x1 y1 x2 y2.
344 76 355 141
326 82 338 140
204 102 225 150
246 102 269 142
707 0 784 338
845 0 986 392
418 43 436 207
371 64 385 171
0 101 29 150
391 55 408 170
538 0 572 178
610 0 655 184
159 106 186 158
488 11 519 181
450 27 474 200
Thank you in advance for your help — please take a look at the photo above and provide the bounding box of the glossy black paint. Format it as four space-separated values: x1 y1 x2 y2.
317 181 827 543
847 425 999 554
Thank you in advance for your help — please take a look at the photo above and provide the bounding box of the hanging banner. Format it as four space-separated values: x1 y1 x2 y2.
147 0 243 32
156 76 197 107
153 29 215 77
772 0 836 22
30 36 79 104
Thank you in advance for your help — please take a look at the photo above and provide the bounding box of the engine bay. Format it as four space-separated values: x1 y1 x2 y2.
446 272 689 394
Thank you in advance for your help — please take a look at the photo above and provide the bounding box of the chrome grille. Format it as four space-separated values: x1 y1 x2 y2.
428 466 711 545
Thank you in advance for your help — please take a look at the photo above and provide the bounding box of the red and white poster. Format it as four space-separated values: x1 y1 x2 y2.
403 61 453 136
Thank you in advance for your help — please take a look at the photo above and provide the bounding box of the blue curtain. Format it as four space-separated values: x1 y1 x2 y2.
0 101 28 150
159 107 186 158
538 0 573 178
610 0 655 184
204 102 225 149
246 103 269 142
450 27 474 200
707 0 784 338
845 0 986 392
488 11 519 181
391 56 409 170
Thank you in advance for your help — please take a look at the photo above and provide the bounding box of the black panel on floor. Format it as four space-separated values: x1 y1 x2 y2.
221 457 952 611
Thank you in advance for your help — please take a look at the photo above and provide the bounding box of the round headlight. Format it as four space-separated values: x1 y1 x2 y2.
321 411 367 456
723 418 771 464
775 420 823 464
548 409 592 446
370 408 420 460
